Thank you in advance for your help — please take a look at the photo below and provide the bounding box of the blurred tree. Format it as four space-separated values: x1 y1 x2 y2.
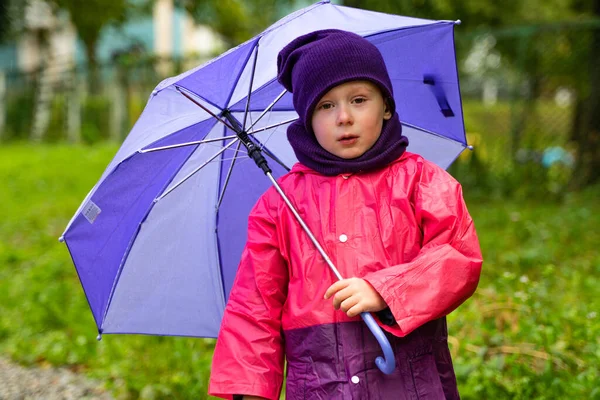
175 0 296 47
0 0 8 42
344 0 600 188
0 0 25 43
341 0 573 28
569 0 600 187
45 0 132 92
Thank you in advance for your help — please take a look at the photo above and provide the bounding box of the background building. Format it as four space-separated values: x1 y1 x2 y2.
0 0 223 74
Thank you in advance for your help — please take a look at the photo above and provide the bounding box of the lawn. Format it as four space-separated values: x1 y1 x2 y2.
0 143 598 399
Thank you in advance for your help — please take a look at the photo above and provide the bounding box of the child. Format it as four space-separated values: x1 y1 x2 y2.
209 29 482 400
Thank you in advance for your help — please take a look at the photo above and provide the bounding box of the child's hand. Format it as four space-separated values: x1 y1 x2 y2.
324 278 387 318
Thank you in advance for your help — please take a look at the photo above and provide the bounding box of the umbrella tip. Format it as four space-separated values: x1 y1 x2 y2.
454 19 462 25
96 334 102 341
467 145 474 151
58 236 65 243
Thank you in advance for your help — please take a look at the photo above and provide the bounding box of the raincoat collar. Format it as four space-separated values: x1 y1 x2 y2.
289 151 411 175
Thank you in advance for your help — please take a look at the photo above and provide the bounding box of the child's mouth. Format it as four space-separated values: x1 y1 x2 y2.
339 135 359 145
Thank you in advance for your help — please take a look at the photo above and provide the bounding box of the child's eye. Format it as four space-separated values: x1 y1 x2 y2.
319 103 333 110
353 97 367 104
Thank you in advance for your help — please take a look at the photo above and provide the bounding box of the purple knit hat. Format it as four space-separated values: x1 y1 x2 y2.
277 29 395 133
275 29 408 176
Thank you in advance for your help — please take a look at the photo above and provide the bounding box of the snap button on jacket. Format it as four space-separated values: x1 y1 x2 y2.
210 152 483 400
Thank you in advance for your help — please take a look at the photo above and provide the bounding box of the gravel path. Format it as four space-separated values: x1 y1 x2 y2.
0 357 114 400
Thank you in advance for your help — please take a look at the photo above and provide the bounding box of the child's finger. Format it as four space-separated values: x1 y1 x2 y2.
340 296 360 313
324 279 350 299
346 303 365 318
332 286 354 309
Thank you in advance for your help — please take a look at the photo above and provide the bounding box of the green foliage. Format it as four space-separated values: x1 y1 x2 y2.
0 144 598 399
44 95 67 142
44 0 149 93
342 0 600 189
0 144 219 399
0 1 9 42
81 95 112 144
2 88 35 141
178 0 297 46
0 0 24 43
449 189 600 399
450 99 575 200
46 0 130 47
2 92 113 144
341 0 579 28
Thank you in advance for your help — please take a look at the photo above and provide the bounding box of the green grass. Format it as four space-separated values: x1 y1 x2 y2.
0 144 217 399
449 189 600 399
0 143 598 399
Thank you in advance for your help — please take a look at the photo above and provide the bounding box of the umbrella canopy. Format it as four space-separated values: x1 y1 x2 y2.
62 0 467 339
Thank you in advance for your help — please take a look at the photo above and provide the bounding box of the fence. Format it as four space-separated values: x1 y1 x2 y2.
456 23 593 159
1 21 599 194
451 21 600 195
0 55 209 144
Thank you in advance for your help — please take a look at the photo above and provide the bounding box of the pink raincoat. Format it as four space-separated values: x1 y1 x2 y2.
209 152 483 399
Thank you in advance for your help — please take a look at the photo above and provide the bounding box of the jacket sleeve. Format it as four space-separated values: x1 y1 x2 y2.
209 190 288 400
363 161 482 337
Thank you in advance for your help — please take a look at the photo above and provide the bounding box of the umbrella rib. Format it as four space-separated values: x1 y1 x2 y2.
175 86 237 132
402 121 466 145
247 117 298 135
155 138 240 202
219 154 250 162
242 43 260 131
139 132 258 153
216 140 243 211
140 135 235 153
246 89 288 132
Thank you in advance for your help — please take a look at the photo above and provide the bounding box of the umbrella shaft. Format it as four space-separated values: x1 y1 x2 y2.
266 172 344 281
222 110 272 175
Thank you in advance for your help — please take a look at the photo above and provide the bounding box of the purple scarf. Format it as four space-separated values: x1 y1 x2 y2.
287 112 408 176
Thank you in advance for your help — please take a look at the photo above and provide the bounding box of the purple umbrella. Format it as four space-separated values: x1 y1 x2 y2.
61 0 468 375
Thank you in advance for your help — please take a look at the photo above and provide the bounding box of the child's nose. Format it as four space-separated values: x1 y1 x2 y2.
336 105 353 125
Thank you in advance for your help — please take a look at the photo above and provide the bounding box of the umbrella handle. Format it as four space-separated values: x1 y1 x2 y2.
361 312 396 374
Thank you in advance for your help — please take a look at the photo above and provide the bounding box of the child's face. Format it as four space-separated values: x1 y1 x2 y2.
311 80 392 159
